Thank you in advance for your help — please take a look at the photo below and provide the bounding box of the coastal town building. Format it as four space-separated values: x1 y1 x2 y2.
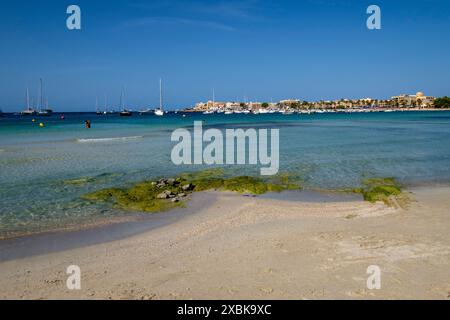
391 92 435 108
190 91 436 113
248 102 263 109
279 99 301 107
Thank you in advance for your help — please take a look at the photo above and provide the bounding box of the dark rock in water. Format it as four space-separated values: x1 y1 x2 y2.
182 183 193 191
157 190 173 199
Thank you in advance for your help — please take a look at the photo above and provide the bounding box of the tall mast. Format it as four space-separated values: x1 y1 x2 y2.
39 78 43 111
213 88 215 108
120 88 124 110
95 96 98 111
26 88 30 110
104 94 107 111
159 78 163 110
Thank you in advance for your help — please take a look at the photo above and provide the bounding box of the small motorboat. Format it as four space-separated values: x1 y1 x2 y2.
120 110 132 116
139 108 152 115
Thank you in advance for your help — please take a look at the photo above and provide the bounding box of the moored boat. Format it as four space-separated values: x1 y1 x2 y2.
139 108 153 115
120 110 132 116
36 79 54 116
154 78 164 117
38 109 53 116
119 88 133 116
21 88 38 115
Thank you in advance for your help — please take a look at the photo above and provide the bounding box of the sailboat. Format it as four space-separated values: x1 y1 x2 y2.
95 96 102 114
139 86 152 115
103 94 114 114
21 88 38 115
40 97 54 116
203 89 215 114
37 79 53 116
154 78 164 116
281 109 294 115
104 94 108 114
120 109 132 116
119 88 132 116
139 108 152 115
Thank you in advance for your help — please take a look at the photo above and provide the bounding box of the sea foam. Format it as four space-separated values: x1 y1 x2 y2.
76 136 144 143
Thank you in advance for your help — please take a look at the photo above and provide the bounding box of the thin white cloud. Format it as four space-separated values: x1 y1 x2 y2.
123 0 272 32
186 0 260 19
128 0 261 18
121 16 236 31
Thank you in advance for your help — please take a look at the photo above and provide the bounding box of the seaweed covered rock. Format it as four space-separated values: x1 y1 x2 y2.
82 182 184 213
82 169 302 214
351 177 404 205
222 176 278 194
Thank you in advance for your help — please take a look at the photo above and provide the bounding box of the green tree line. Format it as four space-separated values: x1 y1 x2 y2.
434 96 450 109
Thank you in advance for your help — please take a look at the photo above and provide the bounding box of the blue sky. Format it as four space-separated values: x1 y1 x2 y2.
1 0 449 111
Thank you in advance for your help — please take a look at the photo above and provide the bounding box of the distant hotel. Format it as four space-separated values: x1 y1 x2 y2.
189 92 436 113
391 92 434 108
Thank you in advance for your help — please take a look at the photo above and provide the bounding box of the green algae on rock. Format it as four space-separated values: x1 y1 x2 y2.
82 170 302 213
82 182 184 213
350 177 403 205
221 176 294 194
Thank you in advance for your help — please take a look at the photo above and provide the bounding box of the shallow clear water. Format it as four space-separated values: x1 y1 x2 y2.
1 111 450 237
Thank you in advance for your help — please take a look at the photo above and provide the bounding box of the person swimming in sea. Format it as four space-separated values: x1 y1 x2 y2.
85 120 91 129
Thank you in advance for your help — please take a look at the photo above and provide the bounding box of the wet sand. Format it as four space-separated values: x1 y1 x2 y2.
0 187 449 300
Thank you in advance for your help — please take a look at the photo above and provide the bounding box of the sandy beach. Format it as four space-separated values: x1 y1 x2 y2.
0 187 449 300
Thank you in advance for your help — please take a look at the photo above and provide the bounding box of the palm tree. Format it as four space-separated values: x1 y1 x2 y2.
416 98 422 108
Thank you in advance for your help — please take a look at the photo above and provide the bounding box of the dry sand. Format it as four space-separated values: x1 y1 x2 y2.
0 187 449 300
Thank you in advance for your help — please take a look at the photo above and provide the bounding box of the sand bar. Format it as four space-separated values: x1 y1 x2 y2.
0 187 449 300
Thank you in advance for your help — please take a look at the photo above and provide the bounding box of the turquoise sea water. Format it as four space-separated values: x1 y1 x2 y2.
1 111 450 237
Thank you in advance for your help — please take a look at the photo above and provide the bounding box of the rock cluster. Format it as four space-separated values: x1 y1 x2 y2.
156 190 175 199
182 183 194 191
155 178 192 203
155 178 181 189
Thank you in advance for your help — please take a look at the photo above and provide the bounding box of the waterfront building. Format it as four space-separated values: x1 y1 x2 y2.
391 92 435 108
